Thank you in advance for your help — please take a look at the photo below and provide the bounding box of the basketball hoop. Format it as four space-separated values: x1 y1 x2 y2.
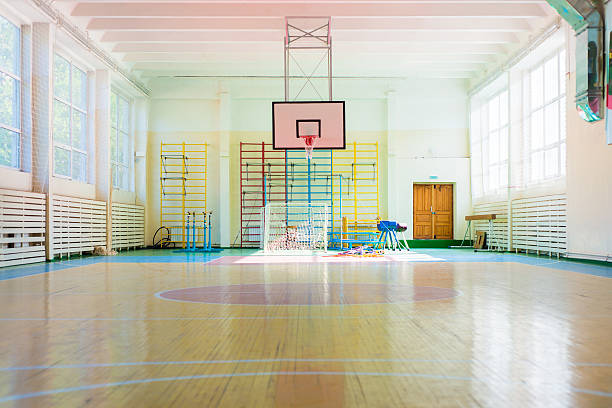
300 135 317 159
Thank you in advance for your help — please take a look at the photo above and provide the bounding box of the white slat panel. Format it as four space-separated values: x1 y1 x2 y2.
511 194 567 256
111 202 145 251
0 189 46 267
473 201 509 250
53 195 107 258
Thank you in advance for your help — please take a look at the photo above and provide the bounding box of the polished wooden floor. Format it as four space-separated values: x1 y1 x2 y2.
0 250 611 407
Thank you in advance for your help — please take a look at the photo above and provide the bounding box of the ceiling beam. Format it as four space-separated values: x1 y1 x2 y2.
87 17 533 32
72 2 548 18
113 42 507 54
121 52 498 63
100 30 519 43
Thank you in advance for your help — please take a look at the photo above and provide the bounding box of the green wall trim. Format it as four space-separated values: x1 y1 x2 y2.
402 240 472 248
545 0 587 31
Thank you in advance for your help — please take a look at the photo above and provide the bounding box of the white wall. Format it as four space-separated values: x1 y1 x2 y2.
146 76 470 244
565 11 612 261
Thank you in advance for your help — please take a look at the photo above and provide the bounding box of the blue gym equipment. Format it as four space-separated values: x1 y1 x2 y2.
375 220 410 251
174 211 223 253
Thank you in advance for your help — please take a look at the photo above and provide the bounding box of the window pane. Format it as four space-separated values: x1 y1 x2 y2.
0 73 19 129
531 109 544 150
560 142 566 175
72 109 86 150
54 146 70 177
489 130 499 164
531 66 544 109
53 54 70 101
53 99 70 145
500 164 508 188
545 147 559 178
489 165 499 191
119 97 130 132
499 127 508 162
111 130 118 164
499 91 509 126
111 92 118 129
72 66 87 110
559 50 566 96
72 151 86 182
489 96 499 131
481 137 489 167
118 131 128 165
119 166 128 190
544 101 559 146
559 96 566 141
530 151 544 182
0 127 19 168
0 16 20 76
112 164 118 188
544 56 559 102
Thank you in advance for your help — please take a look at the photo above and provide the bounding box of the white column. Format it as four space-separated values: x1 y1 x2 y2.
386 90 398 221
133 98 149 237
87 72 96 184
218 91 231 247
31 22 54 260
95 70 112 250
133 98 149 205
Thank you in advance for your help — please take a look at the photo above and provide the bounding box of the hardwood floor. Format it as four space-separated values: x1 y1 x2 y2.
0 250 610 407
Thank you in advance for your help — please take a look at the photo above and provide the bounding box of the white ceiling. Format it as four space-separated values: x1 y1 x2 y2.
50 0 559 82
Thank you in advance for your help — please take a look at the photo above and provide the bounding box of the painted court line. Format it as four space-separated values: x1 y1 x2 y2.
1 358 609 372
0 358 475 371
0 371 609 403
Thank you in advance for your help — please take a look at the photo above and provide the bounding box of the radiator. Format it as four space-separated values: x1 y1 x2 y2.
53 195 107 258
112 202 145 250
0 189 46 267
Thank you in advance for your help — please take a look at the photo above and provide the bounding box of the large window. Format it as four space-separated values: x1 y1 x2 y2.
470 88 509 198
0 15 20 169
523 50 566 183
53 54 87 181
111 91 130 190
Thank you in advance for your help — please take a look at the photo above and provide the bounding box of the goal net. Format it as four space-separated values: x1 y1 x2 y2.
262 203 329 252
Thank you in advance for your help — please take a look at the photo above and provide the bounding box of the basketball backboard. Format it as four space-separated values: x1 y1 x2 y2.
272 101 345 150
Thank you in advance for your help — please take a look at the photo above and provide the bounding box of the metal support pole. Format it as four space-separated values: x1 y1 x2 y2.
208 212 212 250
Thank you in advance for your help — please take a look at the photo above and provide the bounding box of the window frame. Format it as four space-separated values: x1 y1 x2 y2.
0 14 21 170
470 87 509 199
110 89 132 191
523 49 566 185
52 52 88 182
482 90 509 195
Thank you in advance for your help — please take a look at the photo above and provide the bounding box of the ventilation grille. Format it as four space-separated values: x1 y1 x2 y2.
53 195 106 257
112 203 145 250
0 189 46 267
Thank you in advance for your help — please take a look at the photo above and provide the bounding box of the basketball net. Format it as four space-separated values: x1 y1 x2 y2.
300 135 317 160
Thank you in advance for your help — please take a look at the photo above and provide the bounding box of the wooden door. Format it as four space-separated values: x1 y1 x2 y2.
413 184 432 239
432 184 453 239
413 184 453 239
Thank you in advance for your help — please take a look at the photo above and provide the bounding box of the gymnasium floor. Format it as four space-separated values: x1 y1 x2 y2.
0 249 610 407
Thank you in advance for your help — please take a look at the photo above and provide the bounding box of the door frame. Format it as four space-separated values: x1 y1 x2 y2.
412 182 454 240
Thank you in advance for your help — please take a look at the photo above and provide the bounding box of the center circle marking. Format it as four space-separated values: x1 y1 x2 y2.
157 283 459 305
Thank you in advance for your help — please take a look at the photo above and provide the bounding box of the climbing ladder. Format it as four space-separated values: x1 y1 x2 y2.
331 142 380 244
160 142 207 247
239 142 286 247
239 143 336 247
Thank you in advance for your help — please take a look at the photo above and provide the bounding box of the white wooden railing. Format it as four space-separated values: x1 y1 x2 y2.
112 202 145 250
53 195 107 258
0 189 46 267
